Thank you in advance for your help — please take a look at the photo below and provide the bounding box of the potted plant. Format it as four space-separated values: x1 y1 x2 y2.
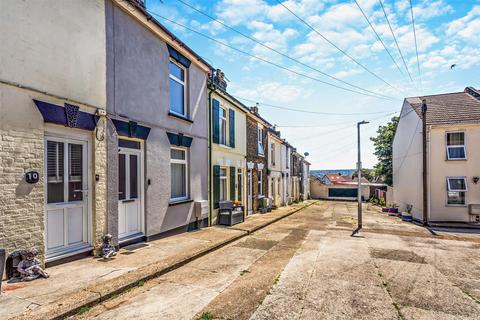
380 198 388 212
388 203 399 216
401 204 413 222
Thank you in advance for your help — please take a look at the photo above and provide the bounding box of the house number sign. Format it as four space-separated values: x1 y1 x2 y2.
25 171 40 184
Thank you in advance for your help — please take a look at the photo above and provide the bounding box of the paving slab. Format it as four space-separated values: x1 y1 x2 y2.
1 201 315 320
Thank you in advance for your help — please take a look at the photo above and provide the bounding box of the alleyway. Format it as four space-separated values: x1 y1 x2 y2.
70 201 480 320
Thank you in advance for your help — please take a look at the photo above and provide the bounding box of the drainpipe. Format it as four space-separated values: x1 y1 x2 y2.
422 99 428 226
207 71 216 226
0 248 5 293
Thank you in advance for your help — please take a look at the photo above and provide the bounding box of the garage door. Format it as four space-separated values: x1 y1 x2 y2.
328 188 357 198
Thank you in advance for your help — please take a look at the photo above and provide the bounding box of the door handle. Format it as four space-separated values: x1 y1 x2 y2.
122 199 135 203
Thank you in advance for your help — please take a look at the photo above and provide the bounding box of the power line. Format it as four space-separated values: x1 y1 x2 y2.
274 0 403 94
353 0 409 83
378 0 414 82
234 95 398 116
145 10 394 100
173 0 394 100
276 111 397 127
409 0 422 89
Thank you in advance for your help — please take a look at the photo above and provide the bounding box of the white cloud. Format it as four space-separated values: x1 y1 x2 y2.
266 0 326 22
232 82 311 104
215 0 267 25
412 0 454 20
446 5 480 42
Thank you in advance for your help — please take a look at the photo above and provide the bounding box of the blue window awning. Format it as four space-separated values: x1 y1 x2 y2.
167 44 191 68
111 119 151 140
33 99 99 131
166 132 193 147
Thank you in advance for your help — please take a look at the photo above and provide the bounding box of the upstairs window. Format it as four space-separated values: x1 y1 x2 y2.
169 60 186 117
271 143 275 166
447 177 467 205
446 132 466 160
257 126 264 155
219 107 227 146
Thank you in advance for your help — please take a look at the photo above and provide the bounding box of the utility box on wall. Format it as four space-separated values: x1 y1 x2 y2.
194 201 209 219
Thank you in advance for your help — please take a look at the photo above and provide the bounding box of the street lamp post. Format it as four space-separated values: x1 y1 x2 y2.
352 120 369 236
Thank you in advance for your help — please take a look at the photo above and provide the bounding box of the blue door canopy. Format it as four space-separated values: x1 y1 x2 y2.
111 119 151 140
166 132 193 147
33 99 99 131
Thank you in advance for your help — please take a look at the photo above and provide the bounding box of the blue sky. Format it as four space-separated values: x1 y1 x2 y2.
147 0 480 170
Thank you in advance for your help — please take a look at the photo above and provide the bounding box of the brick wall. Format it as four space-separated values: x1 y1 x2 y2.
0 127 45 261
246 116 268 211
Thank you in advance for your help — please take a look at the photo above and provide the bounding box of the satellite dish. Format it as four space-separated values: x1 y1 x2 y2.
304 152 309 157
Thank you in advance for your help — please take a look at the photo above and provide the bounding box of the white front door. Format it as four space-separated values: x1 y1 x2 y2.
118 147 143 241
45 136 90 261
247 170 253 214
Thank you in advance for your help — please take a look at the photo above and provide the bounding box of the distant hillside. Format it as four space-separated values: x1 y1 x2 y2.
310 169 356 178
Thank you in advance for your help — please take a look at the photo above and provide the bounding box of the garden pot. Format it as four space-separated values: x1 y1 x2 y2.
382 208 389 213
401 213 413 222
388 208 399 216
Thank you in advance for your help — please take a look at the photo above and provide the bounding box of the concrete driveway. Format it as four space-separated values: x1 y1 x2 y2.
74 201 480 320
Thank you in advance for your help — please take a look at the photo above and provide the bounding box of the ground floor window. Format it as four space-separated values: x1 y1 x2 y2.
46 139 85 203
237 168 242 202
447 177 467 205
171 147 188 201
220 167 228 201
258 170 263 196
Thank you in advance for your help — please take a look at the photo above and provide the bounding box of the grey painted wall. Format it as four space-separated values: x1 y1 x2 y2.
106 0 209 239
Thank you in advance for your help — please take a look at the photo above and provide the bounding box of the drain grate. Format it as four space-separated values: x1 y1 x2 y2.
234 237 278 251
370 248 426 264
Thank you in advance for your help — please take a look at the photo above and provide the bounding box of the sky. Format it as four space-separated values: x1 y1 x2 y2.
146 0 480 170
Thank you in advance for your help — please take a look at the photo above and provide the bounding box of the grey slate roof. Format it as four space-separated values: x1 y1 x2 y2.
406 87 480 126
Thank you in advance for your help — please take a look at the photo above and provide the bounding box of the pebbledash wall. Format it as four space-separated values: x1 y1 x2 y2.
0 0 108 263
105 0 210 243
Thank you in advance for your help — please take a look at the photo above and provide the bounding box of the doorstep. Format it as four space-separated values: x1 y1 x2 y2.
1 200 317 320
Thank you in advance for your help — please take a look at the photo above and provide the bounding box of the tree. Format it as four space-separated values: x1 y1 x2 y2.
352 168 376 182
370 116 399 186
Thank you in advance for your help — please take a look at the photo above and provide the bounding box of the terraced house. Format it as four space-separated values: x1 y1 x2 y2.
209 70 249 225
105 0 210 246
268 128 284 208
1 0 109 264
393 87 480 225
0 0 310 266
246 106 271 214
0 0 210 264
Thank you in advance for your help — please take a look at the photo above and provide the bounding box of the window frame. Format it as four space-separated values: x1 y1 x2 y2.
271 143 275 166
219 106 228 146
170 147 189 202
257 125 264 156
446 176 467 206
446 131 466 160
169 59 187 118
219 167 228 201
237 168 243 202
258 170 263 196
